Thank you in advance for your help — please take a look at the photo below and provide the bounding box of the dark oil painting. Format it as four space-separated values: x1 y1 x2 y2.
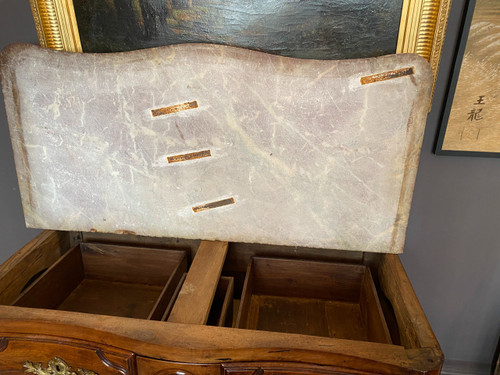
73 0 403 59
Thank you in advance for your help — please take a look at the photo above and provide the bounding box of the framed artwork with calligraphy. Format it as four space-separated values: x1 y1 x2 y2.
436 0 500 157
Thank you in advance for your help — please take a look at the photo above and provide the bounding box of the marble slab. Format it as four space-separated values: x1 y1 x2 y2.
0 44 432 253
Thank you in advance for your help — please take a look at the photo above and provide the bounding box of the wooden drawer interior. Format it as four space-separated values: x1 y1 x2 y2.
161 272 187 321
235 257 392 344
13 243 187 320
8 237 391 343
207 276 234 327
0 232 443 373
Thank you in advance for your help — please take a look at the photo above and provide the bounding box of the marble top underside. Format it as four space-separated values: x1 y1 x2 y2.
0 44 432 253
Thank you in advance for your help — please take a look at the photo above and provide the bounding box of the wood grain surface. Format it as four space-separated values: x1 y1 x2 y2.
168 241 228 325
0 231 71 305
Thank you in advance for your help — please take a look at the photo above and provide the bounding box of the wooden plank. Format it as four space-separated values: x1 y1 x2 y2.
0 230 71 305
235 261 254 329
148 257 187 320
359 268 392 344
57 279 163 319
251 295 331 338
0 305 427 374
251 257 365 301
168 241 228 325
378 254 441 350
226 242 363 274
161 273 187 322
206 276 234 327
81 243 186 285
82 232 199 259
325 301 366 341
217 277 234 327
83 233 362 268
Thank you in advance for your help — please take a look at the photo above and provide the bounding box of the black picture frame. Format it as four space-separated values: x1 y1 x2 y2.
435 0 500 158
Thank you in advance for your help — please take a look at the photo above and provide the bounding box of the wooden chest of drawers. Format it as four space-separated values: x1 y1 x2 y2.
0 230 443 375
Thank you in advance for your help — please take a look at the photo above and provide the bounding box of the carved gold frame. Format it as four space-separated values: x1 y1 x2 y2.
29 0 451 92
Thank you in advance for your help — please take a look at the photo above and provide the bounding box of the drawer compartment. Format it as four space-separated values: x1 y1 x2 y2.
0 232 444 373
13 243 187 319
207 276 234 327
236 257 391 344
161 272 187 321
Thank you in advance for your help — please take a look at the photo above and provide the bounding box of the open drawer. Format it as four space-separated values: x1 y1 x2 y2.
236 257 391 343
13 242 187 320
0 231 442 375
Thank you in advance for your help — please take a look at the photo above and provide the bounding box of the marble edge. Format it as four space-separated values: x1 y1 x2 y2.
0 44 36 233
392 62 433 253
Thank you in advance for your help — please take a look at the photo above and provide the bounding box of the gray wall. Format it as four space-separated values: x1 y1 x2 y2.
0 0 42 254
0 0 498 368
401 0 500 367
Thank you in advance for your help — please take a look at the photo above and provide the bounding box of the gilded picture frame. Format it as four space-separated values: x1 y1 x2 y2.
29 0 451 95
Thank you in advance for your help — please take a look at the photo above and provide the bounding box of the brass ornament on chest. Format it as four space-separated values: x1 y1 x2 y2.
23 357 98 375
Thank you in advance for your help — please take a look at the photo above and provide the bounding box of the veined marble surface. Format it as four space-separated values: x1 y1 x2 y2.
0 44 432 253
